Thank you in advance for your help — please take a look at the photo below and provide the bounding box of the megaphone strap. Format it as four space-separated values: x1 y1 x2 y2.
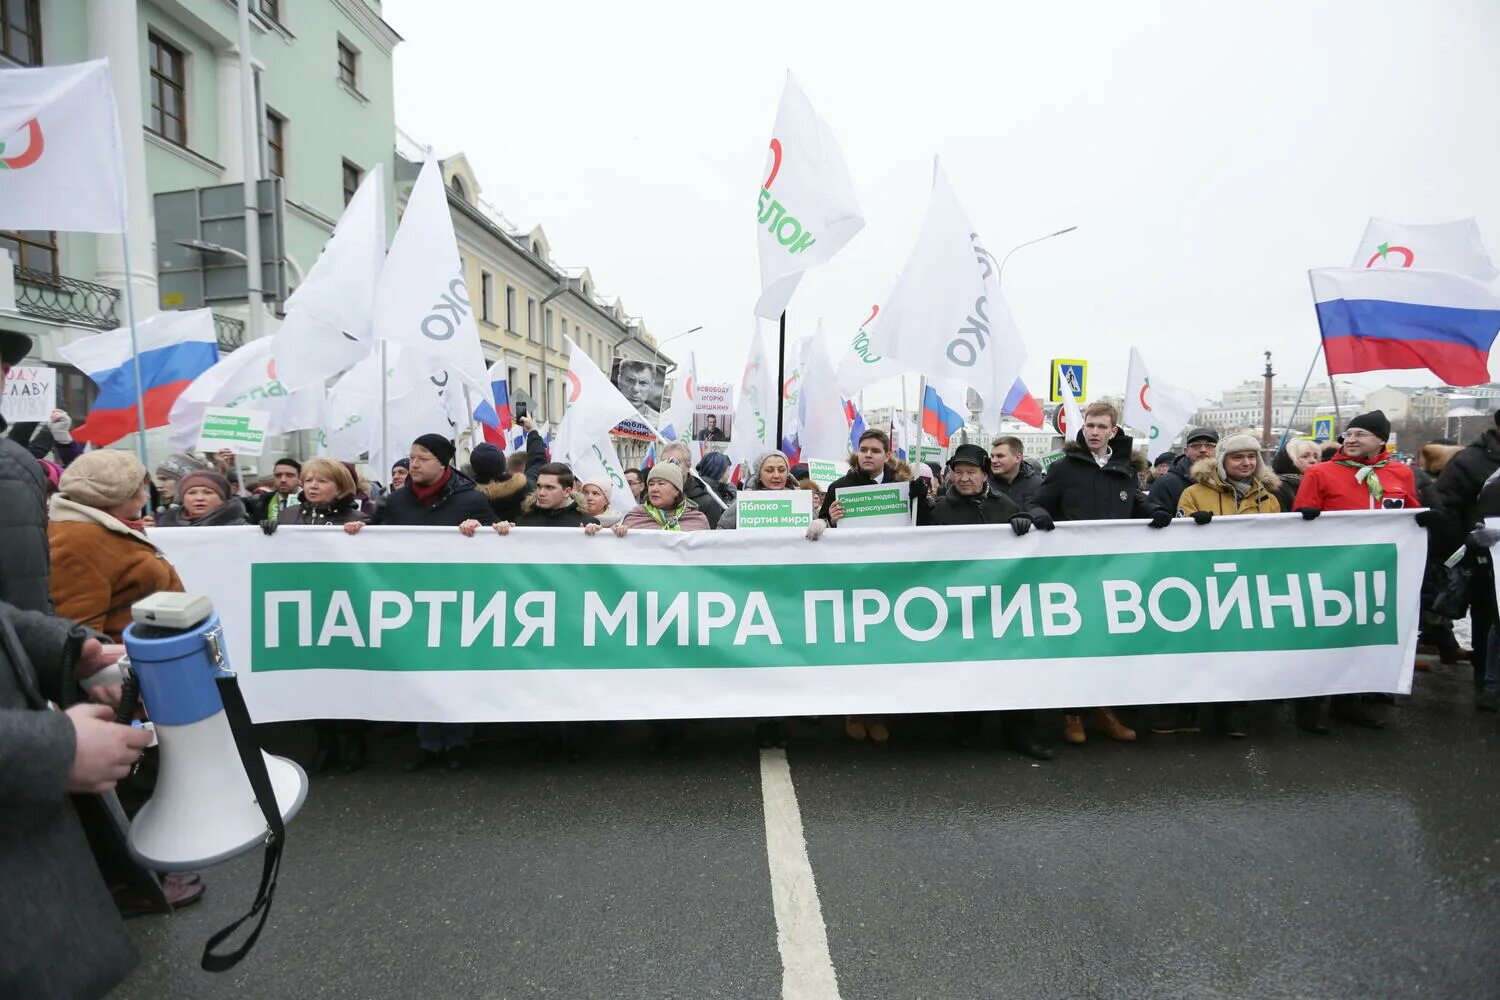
200 673 286 973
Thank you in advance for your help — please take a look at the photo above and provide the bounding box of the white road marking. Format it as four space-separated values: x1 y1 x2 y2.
759 748 842 1000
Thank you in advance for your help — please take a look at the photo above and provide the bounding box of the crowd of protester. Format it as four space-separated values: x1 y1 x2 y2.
7 314 1500 993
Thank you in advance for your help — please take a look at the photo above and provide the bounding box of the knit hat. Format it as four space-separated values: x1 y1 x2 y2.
391 458 410 471
1185 427 1219 445
412 433 456 466
584 476 613 496
58 450 147 508
177 469 231 501
469 443 507 483
155 451 209 481
0 326 31 365
1153 451 1176 467
38 459 63 493
1218 433 1262 456
1346 409 1391 442
647 462 684 493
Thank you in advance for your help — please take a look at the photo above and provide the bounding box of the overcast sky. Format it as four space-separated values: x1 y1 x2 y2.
384 0 1500 410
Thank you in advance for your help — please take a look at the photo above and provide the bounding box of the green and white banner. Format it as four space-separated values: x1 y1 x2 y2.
152 512 1424 723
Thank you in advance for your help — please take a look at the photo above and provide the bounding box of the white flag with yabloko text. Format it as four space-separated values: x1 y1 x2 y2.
322 342 445 475
796 325 851 460
754 72 865 320
1352 217 1497 282
565 432 637 518
168 337 323 451
552 337 640 467
727 323 779 470
373 159 492 419
838 160 1027 430
270 163 387 392
1122 347 1197 449
0 60 126 233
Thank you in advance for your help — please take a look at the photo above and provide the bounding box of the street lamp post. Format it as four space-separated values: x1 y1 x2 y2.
653 325 702 373
994 226 1078 289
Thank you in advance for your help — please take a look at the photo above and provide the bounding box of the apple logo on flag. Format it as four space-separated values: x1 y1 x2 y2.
0 119 44 170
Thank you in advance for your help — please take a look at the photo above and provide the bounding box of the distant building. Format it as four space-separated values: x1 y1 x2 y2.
1192 379 1366 435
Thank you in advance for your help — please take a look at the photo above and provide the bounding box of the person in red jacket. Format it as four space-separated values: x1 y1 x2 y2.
1290 409 1416 733
1292 410 1417 512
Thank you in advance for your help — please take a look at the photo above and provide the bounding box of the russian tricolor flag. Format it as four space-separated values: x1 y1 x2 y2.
922 384 965 446
1311 268 1500 387
1001 378 1045 428
473 360 514 447
843 398 867 452
59 309 219 446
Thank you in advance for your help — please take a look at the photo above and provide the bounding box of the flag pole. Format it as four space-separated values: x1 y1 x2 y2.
912 375 929 526
774 311 787 449
118 230 150 467
1277 342 1324 452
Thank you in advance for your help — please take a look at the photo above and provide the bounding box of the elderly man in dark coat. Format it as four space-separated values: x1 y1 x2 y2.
0 327 51 614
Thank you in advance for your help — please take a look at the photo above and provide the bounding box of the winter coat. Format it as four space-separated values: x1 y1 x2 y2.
0 600 138 998
1270 446 1305 513
1030 432 1154 522
376 469 496 527
919 483 1023 527
621 500 712 531
718 483 819 530
1293 450 1419 512
515 494 599 529
476 474 531 524
684 475 730 528
48 497 185 642
1430 429 1500 553
0 417 51 613
154 496 250 527
1176 459 1282 517
818 462 929 526
244 490 297 523
1146 452 1196 514
988 459 1043 510
276 494 369 527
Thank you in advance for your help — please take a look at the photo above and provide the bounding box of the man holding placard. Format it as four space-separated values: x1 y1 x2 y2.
818 428 928 529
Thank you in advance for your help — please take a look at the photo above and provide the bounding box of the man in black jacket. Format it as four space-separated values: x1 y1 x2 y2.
988 435 1043 509
819 428 929 525
1431 411 1500 692
1030 401 1163 746
244 457 301 523
0 327 51 614
1146 427 1217 514
470 416 547 523
920 444 1051 761
495 463 601 531
348 433 494 770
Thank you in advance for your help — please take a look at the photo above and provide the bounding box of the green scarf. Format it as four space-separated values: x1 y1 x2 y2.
644 501 690 531
1336 456 1389 504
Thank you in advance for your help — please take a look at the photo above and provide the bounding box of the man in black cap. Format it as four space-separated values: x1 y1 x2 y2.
919 444 1051 761
1148 428 1218 514
1150 452 1175 483
346 432 495 771
0 325 50 613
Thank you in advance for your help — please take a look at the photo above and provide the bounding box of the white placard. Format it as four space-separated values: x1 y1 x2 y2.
0 364 55 422
196 405 270 456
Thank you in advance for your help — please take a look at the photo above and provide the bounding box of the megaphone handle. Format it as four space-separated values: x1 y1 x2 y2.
114 673 140 726
200 673 286 974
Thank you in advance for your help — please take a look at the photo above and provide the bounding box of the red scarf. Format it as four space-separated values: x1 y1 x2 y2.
409 467 452 508
120 517 147 533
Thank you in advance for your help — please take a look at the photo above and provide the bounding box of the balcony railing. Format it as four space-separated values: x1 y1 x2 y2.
12 266 121 329
213 313 245 352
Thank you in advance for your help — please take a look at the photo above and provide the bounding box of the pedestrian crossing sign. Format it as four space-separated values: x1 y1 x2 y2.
1312 416 1334 442
1049 359 1087 404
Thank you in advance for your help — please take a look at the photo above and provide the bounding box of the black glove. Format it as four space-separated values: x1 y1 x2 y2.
1030 511 1055 531
1148 509 1173 529
1191 511 1212 525
1009 514 1032 536
260 519 278 536
910 476 929 501
1413 509 1438 527
1296 507 1321 520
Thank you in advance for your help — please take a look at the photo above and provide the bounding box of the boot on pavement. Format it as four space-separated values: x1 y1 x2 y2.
1294 698 1332 735
1093 707 1136 741
1330 696 1386 730
1062 714 1086 744
844 716 868 741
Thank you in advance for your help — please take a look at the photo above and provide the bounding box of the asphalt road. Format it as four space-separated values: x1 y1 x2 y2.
117 656 1500 999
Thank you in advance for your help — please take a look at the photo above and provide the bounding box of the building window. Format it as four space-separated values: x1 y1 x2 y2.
257 0 281 25
544 308 554 348
561 317 568 346
265 108 286 179
528 373 538 400
480 271 495 324
505 286 517 333
507 366 518 392
527 298 538 343
450 175 468 202
1 0 41 65
342 159 362 205
148 33 187 146
337 39 359 90
547 377 556 416
0 229 58 274
55 366 98 419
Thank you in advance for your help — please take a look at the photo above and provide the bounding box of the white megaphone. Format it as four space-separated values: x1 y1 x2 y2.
122 592 307 871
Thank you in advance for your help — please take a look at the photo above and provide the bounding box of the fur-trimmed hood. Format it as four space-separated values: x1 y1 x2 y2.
478 475 529 502
1190 456 1279 494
